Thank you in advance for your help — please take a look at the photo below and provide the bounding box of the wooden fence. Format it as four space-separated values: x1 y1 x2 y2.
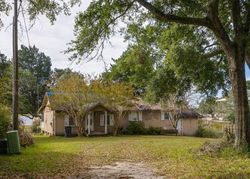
199 119 234 133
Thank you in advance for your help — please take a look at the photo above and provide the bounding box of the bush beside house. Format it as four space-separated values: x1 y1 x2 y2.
124 121 179 135
32 119 41 133
125 121 146 135
195 125 223 138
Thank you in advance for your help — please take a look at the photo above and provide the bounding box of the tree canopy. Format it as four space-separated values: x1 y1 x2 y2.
103 45 155 95
0 46 52 116
68 0 250 148
18 45 52 115
0 0 80 29
51 74 134 136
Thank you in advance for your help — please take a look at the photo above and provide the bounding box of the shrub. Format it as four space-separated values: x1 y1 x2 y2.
196 125 223 138
198 139 232 156
125 121 146 135
19 125 34 147
0 106 10 139
32 119 41 133
146 127 162 135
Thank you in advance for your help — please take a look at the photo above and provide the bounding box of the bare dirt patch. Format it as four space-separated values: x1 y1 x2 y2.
69 161 165 179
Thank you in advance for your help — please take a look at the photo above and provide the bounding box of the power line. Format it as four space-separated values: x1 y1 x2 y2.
20 2 30 47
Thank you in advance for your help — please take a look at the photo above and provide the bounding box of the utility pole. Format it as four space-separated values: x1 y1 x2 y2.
12 0 19 130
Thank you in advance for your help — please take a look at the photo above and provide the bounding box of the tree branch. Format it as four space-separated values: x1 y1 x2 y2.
207 0 234 57
231 0 242 38
203 49 223 58
21 114 34 119
244 1 250 34
135 0 211 28
202 43 219 51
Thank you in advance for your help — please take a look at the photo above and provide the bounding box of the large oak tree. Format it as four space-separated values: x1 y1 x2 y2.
68 0 250 148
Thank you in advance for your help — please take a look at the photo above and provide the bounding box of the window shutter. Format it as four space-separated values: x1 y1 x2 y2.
64 115 69 126
161 111 165 120
100 114 104 126
139 111 143 121
110 114 114 126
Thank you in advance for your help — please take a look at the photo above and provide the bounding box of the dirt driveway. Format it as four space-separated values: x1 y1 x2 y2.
69 161 165 179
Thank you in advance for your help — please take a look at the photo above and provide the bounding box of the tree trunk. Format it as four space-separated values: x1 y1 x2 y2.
113 112 122 136
229 46 250 148
76 117 85 137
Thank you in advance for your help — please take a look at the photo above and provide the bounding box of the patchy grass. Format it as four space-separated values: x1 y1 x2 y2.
1 135 250 178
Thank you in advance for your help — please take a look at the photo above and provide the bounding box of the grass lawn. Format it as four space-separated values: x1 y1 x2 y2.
1 135 250 178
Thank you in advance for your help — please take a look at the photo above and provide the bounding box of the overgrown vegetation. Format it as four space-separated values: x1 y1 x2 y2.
124 121 176 135
32 119 41 133
19 128 34 147
1 136 250 178
195 124 223 138
51 74 134 136
0 106 10 139
124 121 146 135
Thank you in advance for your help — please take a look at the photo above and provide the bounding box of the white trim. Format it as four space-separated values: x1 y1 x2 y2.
91 112 94 131
161 111 165 120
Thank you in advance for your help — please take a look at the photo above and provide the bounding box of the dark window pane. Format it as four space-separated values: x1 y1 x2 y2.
164 113 169 120
69 117 74 126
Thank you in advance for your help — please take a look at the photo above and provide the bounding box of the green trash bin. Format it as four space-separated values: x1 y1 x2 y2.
6 130 21 154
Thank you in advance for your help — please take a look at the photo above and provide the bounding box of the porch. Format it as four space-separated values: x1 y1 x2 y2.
84 103 114 136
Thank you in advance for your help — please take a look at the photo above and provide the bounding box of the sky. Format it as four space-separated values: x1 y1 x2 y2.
0 1 127 75
0 1 250 79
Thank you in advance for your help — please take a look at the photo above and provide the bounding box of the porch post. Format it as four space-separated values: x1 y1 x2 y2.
87 113 90 136
104 111 107 134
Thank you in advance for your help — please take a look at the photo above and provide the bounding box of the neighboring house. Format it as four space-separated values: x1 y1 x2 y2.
38 93 200 136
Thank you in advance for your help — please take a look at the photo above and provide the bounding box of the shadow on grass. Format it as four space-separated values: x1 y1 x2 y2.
0 150 85 178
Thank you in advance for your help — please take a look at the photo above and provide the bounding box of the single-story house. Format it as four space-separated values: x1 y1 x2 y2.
38 93 200 136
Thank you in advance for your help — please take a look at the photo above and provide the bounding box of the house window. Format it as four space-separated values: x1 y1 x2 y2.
164 113 170 120
100 114 114 126
69 117 74 126
128 111 143 121
129 111 139 121
161 111 170 120
65 115 75 126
